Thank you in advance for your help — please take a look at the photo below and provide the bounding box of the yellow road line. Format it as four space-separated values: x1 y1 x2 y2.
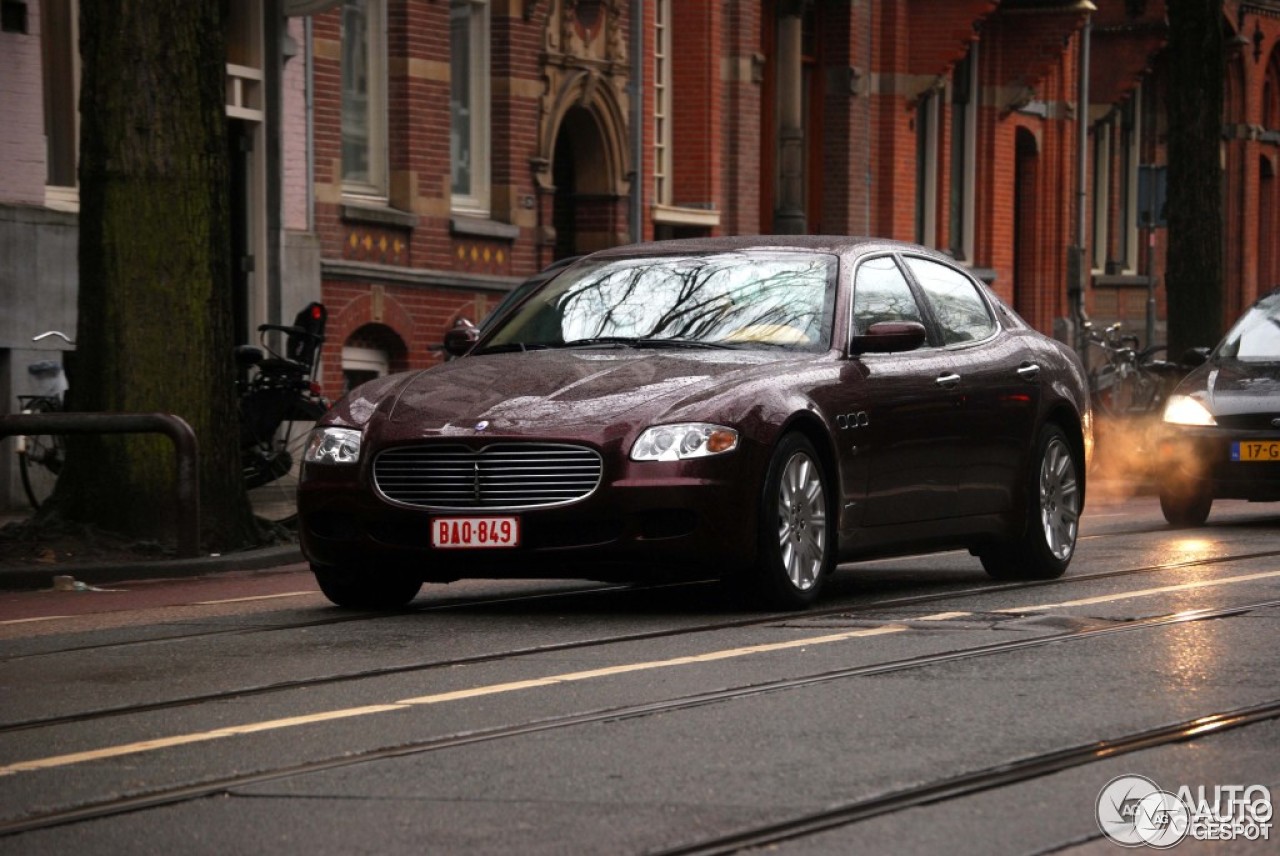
997 569 1280 614
0 616 72 626
0 626 906 777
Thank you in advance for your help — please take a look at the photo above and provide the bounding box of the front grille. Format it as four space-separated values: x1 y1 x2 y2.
373 443 603 510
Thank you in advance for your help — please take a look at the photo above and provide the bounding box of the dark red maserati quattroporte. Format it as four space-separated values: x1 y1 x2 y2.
299 237 1091 609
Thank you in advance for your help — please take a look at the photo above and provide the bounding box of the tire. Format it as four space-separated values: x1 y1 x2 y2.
313 565 423 610
246 420 313 525
1159 480 1212 527
17 398 65 510
744 433 834 610
980 424 1081 581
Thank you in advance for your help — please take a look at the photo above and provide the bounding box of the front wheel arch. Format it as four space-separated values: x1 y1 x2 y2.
980 422 1082 581
742 432 837 609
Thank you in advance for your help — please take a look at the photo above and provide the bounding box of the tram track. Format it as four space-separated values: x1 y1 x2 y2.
1 596 1278 837
3 546 1280 736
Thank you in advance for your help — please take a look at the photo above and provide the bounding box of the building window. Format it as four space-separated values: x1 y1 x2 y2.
1117 92 1141 272
42 0 78 210
341 0 387 199
342 345 388 393
915 87 942 247
653 0 672 207
949 44 978 262
451 0 490 216
1091 118 1112 271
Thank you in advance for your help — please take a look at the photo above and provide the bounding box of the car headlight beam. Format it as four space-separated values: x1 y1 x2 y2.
631 423 739 461
304 426 363 465
1163 395 1217 426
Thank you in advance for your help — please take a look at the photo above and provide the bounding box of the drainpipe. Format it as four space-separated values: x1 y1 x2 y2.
305 15 315 233
1071 12 1092 364
630 0 644 243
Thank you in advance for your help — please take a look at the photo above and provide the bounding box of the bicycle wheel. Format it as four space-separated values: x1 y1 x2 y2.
17 398 65 509
247 419 313 525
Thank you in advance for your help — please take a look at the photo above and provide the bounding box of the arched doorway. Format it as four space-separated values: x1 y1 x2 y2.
551 106 617 260
1013 127 1040 327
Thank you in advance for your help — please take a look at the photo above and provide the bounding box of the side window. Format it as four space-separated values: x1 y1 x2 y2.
903 257 995 345
852 256 925 334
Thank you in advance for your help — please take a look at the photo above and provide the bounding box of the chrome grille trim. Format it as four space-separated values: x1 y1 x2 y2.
373 443 603 510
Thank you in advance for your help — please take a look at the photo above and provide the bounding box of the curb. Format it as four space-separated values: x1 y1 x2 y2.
0 544 306 591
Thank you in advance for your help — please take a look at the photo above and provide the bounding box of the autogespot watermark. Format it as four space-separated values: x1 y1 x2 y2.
1096 775 1273 848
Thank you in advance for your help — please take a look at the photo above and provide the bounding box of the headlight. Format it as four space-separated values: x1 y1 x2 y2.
630 424 739 461
1163 395 1216 426
304 426 362 465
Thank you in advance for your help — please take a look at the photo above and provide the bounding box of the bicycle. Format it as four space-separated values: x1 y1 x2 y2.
1084 321 1184 419
14 331 73 509
237 302 330 525
13 306 329 525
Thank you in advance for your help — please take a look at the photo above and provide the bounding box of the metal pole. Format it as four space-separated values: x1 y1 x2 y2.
0 412 201 558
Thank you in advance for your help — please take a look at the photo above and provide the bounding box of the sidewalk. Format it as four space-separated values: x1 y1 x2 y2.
0 510 305 591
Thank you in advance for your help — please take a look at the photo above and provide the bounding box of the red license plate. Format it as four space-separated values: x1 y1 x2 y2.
431 516 521 549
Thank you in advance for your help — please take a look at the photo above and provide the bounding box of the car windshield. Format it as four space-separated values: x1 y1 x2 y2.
479 251 837 354
1215 292 1280 361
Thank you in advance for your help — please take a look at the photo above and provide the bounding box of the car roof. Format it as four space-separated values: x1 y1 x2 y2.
583 235 950 262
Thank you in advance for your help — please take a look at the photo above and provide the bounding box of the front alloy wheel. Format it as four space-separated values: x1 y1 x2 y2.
747 434 833 609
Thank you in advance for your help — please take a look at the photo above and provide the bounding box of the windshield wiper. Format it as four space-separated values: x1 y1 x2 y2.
472 342 551 355
555 337 641 349
554 336 736 351
633 338 735 350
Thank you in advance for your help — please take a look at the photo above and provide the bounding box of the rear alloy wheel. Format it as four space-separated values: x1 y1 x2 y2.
747 434 834 609
980 424 1080 581
313 565 422 610
1159 480 1212 527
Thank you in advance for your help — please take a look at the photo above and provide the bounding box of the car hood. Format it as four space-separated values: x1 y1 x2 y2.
384 349 820 437
1182 359 1280 417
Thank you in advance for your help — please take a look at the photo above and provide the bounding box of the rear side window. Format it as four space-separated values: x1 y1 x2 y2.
903 257 995 345
852 256 926 333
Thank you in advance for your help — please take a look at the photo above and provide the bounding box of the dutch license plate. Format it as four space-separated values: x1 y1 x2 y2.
432 516 521 549
1231 441 1280 462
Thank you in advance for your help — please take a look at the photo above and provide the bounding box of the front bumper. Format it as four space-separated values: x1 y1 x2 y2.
297 452 762 583
1158 426 1280 502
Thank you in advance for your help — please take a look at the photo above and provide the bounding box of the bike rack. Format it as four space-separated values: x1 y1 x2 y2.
0 412 200 558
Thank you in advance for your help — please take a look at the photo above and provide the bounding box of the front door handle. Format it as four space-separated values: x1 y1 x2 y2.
1016 362 1041 381
936 372 961 389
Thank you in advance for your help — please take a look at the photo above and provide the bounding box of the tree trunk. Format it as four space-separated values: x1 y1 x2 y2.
55 1 258 550
1163 0 1225 356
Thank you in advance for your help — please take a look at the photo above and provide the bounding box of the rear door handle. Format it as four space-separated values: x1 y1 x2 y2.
936 373 961 389
1016 362 1041 381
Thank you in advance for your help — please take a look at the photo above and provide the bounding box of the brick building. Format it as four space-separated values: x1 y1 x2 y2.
1 0 1278 510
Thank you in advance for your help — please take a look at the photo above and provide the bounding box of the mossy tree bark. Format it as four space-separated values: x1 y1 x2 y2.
54 1 258 550
1164 0 1226 356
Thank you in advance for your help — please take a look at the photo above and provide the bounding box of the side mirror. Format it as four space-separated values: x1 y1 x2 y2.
850 321 928 355
443 323 479 358
1180 347 1211 368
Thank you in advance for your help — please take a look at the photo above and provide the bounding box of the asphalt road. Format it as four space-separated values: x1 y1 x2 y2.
0 490 1277 855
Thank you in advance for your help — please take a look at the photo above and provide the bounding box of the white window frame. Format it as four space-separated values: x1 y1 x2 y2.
341 0 388 201
450 0 490 217
654 0 672 207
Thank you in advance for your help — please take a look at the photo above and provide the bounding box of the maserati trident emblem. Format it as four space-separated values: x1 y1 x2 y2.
475 420 490 432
